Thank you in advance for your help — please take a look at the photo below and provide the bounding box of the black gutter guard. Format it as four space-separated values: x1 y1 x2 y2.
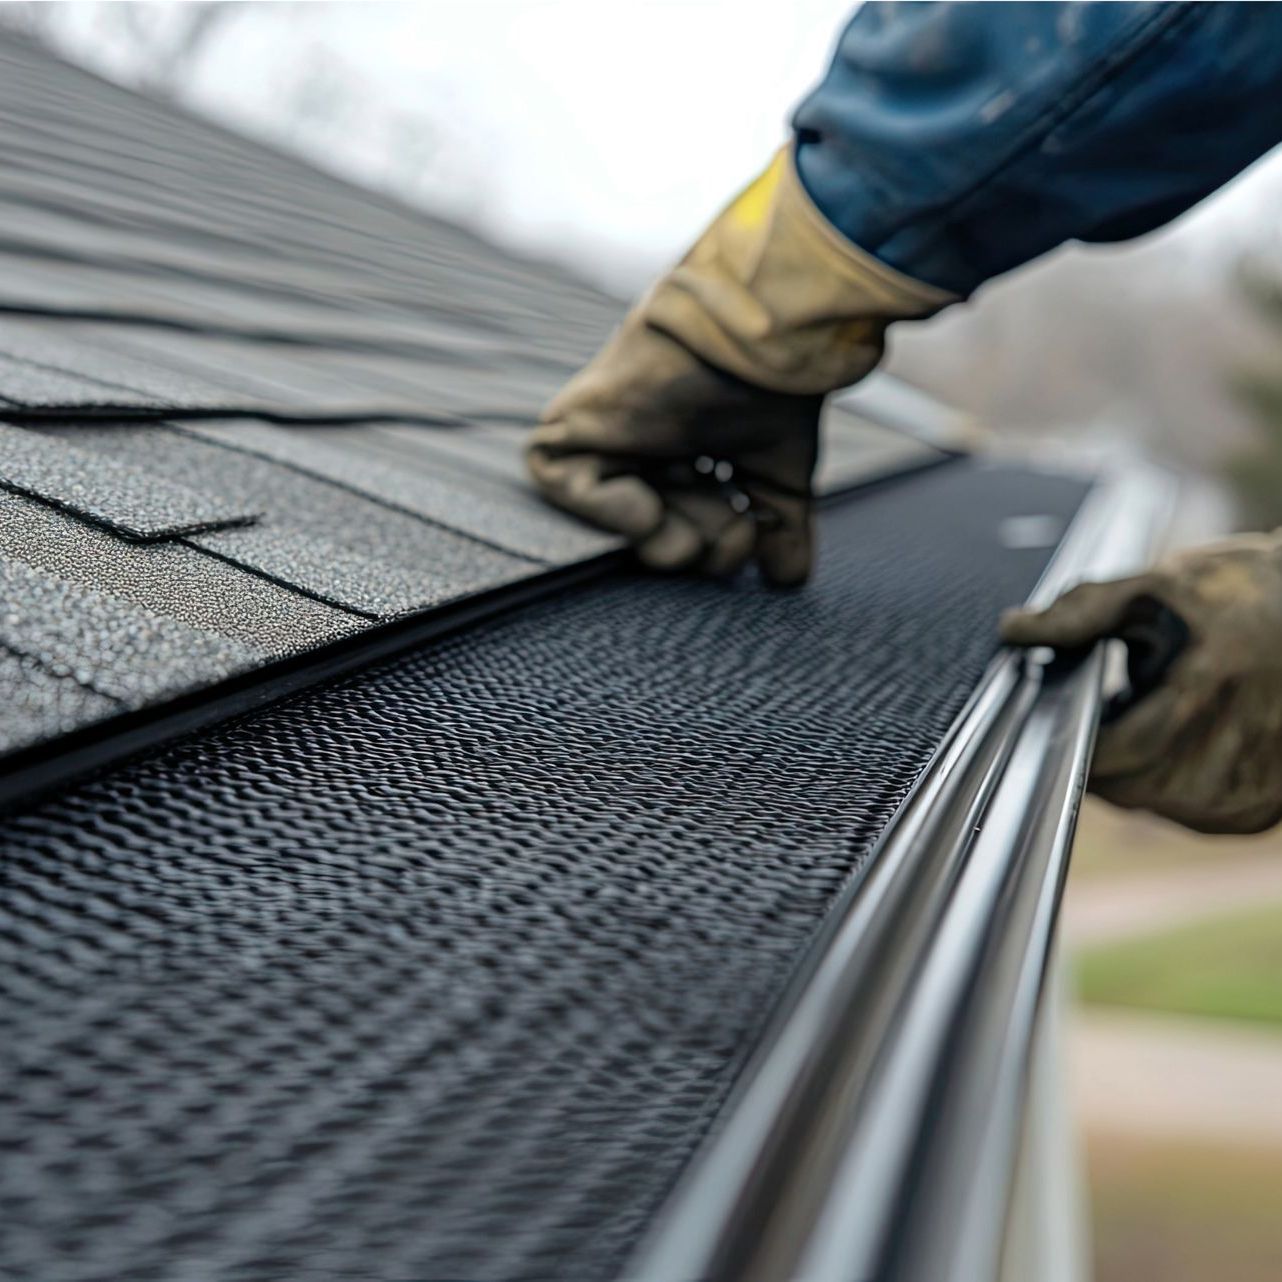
628 468 1171 1282
0 460 1104 1282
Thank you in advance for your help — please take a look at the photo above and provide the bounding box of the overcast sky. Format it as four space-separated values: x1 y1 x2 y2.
24 0 1282 296
22 0 859 290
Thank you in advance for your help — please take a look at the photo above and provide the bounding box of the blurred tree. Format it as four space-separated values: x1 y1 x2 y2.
1 2 238 98
1225 263 1282 530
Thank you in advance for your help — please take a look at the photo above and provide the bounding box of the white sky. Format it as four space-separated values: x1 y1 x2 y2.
24 0 1282 295
33 0 866 290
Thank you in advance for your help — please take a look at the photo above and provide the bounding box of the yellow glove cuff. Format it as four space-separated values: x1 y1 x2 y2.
642 148 957 395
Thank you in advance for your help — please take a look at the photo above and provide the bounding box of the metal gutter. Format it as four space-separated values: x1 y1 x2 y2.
628 465 1173 1282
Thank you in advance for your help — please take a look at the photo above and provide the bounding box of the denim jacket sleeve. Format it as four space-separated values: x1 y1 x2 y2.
792 2 1282 295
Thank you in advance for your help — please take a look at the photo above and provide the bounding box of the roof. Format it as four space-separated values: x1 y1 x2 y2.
0 29 944 768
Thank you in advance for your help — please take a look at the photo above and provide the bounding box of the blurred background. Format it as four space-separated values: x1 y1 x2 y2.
5 3 1281 1278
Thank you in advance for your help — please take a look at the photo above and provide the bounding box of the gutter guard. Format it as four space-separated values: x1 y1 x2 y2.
629 465 1172 1282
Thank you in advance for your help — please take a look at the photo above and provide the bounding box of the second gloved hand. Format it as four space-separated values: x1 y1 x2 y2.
1001 532 1282 834
527 149 954 586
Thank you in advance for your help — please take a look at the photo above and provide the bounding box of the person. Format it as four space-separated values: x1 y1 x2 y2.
526 1 1282 836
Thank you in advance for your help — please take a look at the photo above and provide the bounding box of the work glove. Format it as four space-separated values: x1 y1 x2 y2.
527 149 954 585
1001 532 1282 835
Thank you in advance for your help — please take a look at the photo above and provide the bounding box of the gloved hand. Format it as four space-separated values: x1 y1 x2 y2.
527 149 953 585
1001 532 1282 834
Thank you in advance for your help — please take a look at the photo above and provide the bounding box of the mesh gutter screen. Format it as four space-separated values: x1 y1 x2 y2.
0 462 1087 1282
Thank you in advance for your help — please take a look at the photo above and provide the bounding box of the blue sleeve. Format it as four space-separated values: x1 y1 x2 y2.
793 2 1282 295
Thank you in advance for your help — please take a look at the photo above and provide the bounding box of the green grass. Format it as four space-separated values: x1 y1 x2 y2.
1077 901 1282 1027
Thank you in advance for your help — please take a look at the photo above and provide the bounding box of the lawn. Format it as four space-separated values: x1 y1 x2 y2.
1076 901 1282 1027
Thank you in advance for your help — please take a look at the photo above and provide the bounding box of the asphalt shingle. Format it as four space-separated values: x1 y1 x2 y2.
0 491 360 657
0 555 260 704
38 426 545 618
0 423 258 539
174 422 620 563
0 642 120 755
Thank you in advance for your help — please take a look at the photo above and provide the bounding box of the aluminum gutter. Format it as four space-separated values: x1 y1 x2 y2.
628 465 1173 1282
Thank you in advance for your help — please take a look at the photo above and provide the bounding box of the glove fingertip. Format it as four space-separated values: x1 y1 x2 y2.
527 448 665 540
637 512 704 571
998 606 1045 646
1003 575 1159 649
756 527 812 588
592 475 667 539
703 514 756 578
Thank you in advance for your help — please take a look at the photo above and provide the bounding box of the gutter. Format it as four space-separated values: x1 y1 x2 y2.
628 466 1173 1282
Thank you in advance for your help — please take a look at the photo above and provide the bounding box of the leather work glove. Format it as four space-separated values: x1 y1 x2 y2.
1001 532 1282 834
527 149 954 585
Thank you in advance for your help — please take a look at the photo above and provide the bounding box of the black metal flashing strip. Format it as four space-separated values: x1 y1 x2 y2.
628 465 1172 1282
0 450 957 815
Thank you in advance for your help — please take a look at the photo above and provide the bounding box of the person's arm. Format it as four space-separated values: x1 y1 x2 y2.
792 1 1282 296
527 1 1282 833
528 147 952 585
528 2 1282 584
